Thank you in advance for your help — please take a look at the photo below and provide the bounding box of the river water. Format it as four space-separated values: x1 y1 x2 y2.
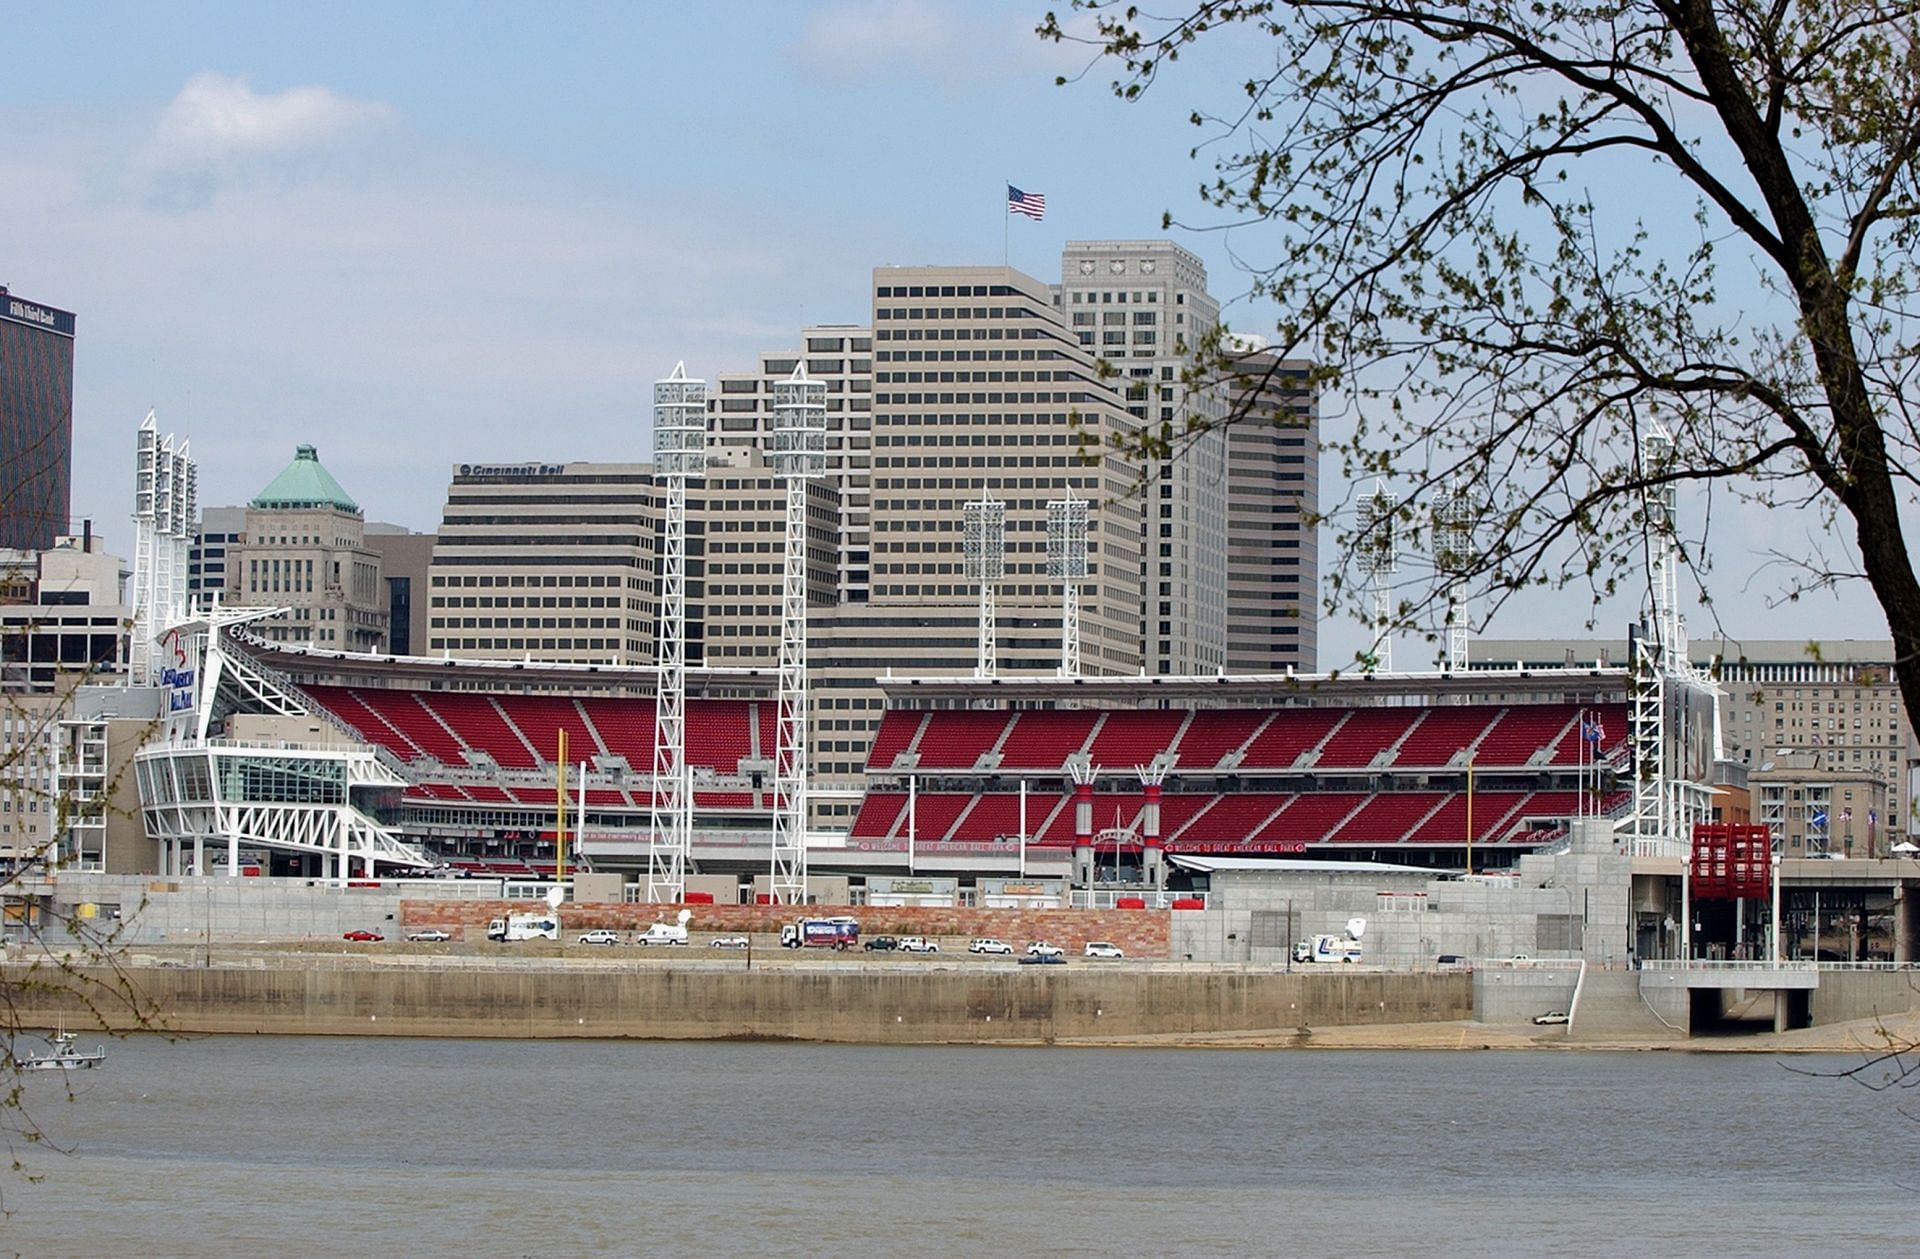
2 1036 1912 1257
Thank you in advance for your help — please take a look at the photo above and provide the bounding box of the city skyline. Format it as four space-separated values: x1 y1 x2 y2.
1 0 1892 664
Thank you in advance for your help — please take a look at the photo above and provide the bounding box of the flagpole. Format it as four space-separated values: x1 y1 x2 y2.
1003 181 1010 267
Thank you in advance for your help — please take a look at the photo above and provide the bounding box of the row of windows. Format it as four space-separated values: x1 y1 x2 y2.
431 573 642 588
430 616 635 630
874 284 1021 298
428 637 638 653
431 596 638 610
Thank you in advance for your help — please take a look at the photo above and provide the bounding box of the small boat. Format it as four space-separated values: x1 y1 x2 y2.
19 1029 107 1072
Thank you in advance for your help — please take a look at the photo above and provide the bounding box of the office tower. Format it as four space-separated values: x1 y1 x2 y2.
189 505 248 609
226 445 388 650
709 327 875 603
1224 348 1321 674
1056 241 1227 675
0 287 75 551
808 264 1143 799
364 524 436 656
426 460 656 665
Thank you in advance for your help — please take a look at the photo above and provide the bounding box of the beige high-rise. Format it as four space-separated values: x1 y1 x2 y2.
1055 240 1228 676
806 265 1145 807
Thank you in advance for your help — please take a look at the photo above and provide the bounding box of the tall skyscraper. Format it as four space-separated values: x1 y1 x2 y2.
0 287 76 551
807 264 1145 798
1224 348 1320 674
710 327 875 603
1055 241 1228 676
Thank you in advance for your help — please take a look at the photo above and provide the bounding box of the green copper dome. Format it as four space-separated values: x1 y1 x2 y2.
251 445 361 514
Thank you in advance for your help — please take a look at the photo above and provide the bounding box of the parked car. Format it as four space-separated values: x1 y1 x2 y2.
342 929 384 942
1020 952 1067 966
709 936 750 949
1026 941 1065 959
898 936 940 953
405 929 451 943
1084 941 1125 960
968 938 1014 955
1435 954 1469 969
863 935 901 952
1532 1010 1570 1026
577 929 622 946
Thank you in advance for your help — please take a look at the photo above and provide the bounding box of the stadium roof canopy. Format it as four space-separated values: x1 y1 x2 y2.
252 444 361 514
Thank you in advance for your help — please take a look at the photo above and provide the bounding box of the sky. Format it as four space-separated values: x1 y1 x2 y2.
0 0 1893 664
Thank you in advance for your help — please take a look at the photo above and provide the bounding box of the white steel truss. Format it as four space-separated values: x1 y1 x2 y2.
964 498 1006 679
136 742 430 879
1359 482 1397 675
130 412 196 685
769 365 825 905
1431 480 1476 673
647 362 707 903
1047 495 1088 677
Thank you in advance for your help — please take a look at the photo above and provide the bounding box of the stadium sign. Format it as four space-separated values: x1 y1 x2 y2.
159 629 196 713
457 463 565 478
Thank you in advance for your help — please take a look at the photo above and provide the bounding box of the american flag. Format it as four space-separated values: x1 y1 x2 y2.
1007 185 1046 220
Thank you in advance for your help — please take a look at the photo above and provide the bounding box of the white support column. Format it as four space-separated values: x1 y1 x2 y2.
769 366 825 906
648 363 707 904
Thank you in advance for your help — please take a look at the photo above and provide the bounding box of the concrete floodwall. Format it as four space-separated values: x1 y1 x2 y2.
5 963 1471 1043
1812 970 1920 1026
1474 965 1581 1026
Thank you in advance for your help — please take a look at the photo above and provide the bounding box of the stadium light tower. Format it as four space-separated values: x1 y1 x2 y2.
1358 482 1398 675
768 365 826 905
647 362 707 904
130 411 196 684
1431 480 1478 673
963 497 1006 679
1047 494 1089 676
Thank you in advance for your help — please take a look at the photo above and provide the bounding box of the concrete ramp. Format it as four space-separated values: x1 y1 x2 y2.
1569 971 1683 1042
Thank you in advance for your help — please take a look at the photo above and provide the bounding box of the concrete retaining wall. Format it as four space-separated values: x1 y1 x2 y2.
5 963 1471 1043
1474 965 1581 1026
1812 971 1920 1026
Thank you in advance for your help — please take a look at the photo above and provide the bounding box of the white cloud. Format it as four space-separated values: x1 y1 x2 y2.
141 72 390 204
791 0 1076 85
0 90 878 543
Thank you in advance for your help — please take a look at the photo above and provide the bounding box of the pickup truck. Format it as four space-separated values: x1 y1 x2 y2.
897 936 940 954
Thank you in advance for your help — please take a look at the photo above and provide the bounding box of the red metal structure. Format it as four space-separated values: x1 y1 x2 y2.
1691 823 1773 900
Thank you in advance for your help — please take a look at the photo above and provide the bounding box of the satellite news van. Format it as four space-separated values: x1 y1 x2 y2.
1293 917 1367 964
487 886 564 942
636 908 694 946
779 916 860 950
487 913 559 942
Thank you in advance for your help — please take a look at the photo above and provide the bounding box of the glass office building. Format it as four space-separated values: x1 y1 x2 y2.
0 286 75 551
